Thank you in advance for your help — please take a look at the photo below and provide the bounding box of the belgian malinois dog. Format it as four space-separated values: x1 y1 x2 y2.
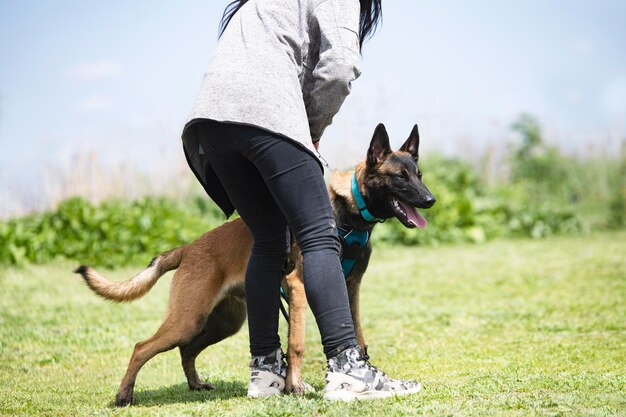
76 123 435 406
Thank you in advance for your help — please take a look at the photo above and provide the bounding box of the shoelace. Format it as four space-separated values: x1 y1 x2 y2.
353 352 418 389
250 355 287 376
354 355 389 381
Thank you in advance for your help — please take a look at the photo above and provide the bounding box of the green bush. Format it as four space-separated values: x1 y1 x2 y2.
608 143 626 229
0 196 224 268
0 172 585 268
374 155 583 246
7 111 623 268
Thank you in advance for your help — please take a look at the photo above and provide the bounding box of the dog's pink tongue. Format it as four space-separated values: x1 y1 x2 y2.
399 201 427 229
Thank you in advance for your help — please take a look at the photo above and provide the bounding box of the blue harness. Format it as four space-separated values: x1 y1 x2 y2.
279 171 383 309
351 172 384 224
337 226 370 277
336 172 383 276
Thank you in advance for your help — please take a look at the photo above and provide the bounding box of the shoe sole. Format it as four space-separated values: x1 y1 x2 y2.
323 382 422 402
248 369 285 398
247 387 283 398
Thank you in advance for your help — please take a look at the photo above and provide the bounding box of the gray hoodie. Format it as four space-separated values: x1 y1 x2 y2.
182 0 362 156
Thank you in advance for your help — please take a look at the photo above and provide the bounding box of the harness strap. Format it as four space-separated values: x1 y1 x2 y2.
279 226 370 307
279 170 379 320
351 172 385 223
279 286 290 321
337 226 370 277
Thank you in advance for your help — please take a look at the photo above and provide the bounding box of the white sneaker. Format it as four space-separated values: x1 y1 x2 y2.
323 346 422 401
247 348 287 397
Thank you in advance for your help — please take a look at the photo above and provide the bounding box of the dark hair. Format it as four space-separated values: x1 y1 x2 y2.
219 0 383 51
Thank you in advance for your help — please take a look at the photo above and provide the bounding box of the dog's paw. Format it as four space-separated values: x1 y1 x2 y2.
189 381 215 391
114 394 134 407
286 381 315 395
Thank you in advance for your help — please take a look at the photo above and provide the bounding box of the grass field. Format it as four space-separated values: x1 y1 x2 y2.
1 232 625 416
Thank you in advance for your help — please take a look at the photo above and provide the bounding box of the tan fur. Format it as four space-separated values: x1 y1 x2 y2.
80 164 378 405
328 163 364 206
79 195 333 405
79 219 257 405
80 248 183 302
77 122 434 406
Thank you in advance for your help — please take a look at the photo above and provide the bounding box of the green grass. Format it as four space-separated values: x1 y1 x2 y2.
1 232 625 416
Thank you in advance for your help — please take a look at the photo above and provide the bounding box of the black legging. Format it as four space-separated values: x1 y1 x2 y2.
194 120 357 358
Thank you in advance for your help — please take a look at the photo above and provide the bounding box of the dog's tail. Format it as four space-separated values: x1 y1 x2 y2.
74 246 185 302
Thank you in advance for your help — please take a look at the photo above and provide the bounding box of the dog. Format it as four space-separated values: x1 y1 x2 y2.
76 123 435 406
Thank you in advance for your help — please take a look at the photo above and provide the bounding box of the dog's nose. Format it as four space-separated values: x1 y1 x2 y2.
423 195 436 208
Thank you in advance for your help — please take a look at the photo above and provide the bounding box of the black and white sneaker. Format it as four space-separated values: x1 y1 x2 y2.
323 346 421 401
247 347 287 397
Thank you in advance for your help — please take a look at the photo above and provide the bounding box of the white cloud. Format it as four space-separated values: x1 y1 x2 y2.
78 94 114 112
65 60 122 81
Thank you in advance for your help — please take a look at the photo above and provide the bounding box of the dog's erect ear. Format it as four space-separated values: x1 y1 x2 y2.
367 123 392 165
400 124 420 161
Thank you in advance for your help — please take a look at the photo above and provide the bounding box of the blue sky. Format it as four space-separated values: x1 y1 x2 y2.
0 1 625 212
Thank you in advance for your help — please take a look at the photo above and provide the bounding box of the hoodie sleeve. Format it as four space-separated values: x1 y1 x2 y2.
307 0 362 144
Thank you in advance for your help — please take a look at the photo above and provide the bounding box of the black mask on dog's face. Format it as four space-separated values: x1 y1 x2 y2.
362 123 436 228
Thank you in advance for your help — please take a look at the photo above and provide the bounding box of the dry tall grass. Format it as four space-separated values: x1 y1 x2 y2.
1 129 622 221
0 150 203 220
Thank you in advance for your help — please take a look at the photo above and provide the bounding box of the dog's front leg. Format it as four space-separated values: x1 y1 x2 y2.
347 278 366 352
285 270 308 395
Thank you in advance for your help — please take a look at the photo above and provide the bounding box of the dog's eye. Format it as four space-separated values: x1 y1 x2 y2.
394 171 410 181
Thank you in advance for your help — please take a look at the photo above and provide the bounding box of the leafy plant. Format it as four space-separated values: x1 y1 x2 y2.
608 142 626 228
0 197 224 268
374 154 583 247
5 112 624 267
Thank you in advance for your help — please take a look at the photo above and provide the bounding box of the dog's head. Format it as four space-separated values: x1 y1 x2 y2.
360 123 436 228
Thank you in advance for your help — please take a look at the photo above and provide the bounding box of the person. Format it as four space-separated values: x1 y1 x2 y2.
181 0 421 401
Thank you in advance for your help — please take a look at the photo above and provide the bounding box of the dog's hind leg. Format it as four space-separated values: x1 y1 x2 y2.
115 270 227 406
115 315 205 407
179 291 247 391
